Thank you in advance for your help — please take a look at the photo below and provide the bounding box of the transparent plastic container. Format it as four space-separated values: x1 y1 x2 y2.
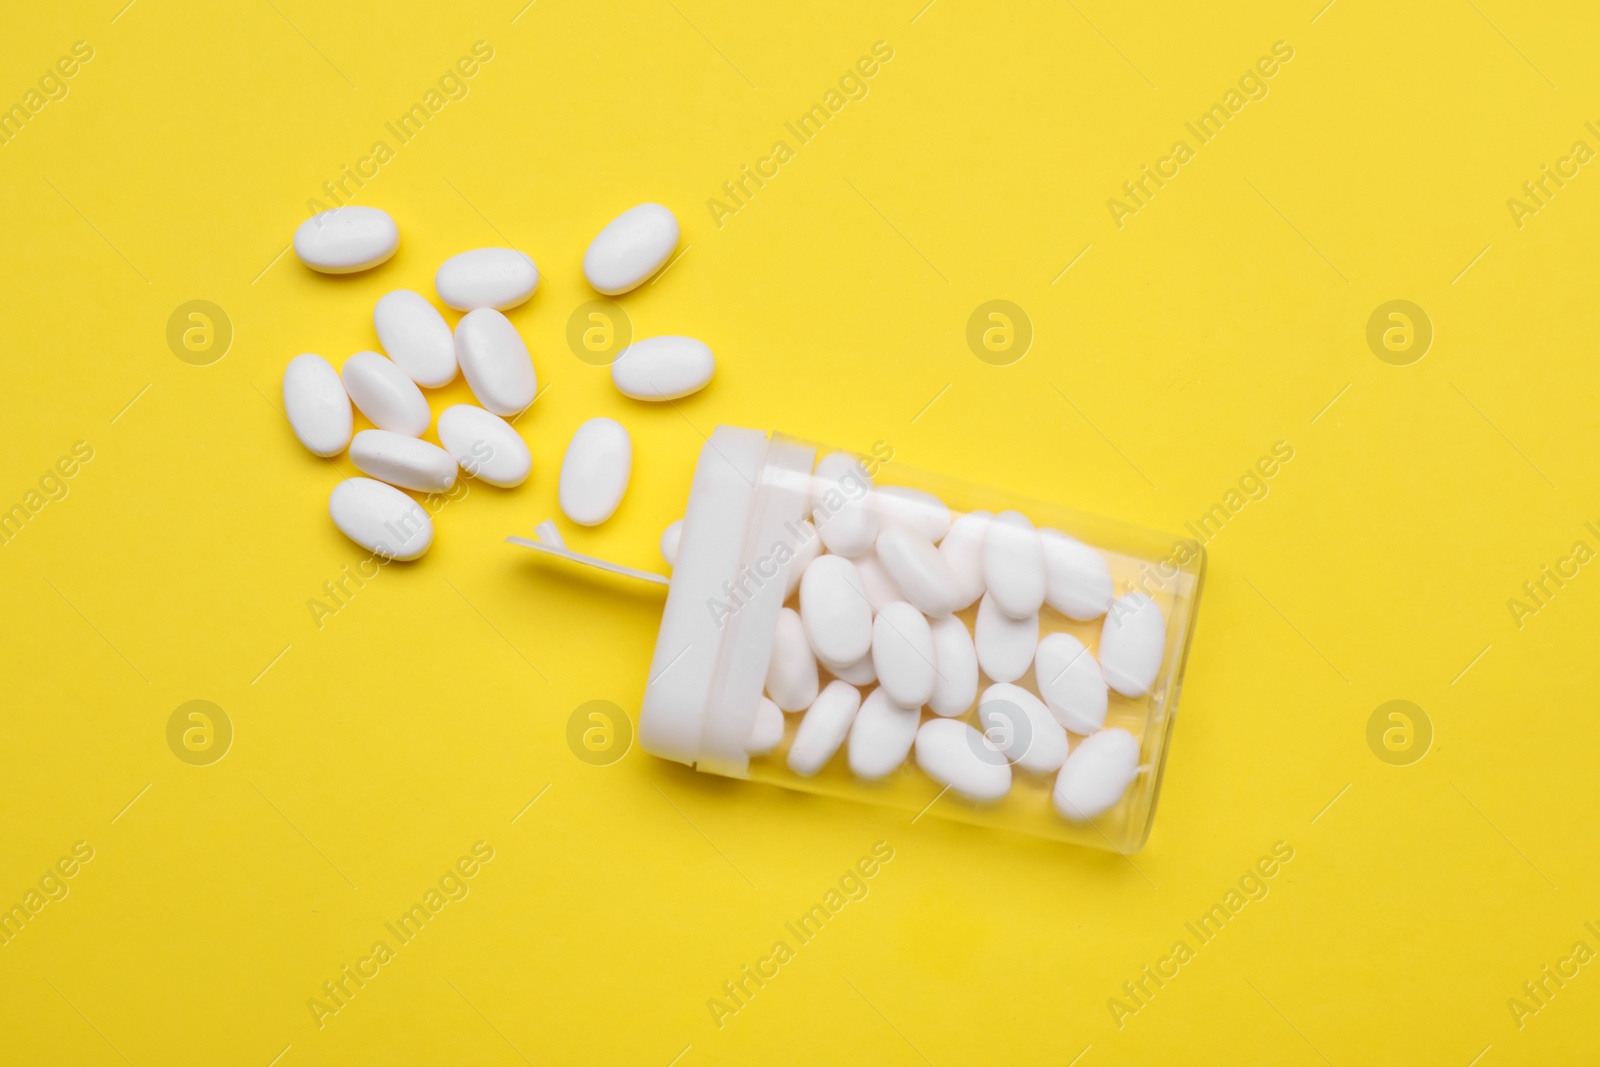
637 426 1204 852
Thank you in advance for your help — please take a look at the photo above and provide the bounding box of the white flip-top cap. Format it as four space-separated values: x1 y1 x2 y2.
639 426 815 775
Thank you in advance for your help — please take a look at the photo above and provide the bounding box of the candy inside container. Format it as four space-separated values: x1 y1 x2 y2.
617 426 1204 853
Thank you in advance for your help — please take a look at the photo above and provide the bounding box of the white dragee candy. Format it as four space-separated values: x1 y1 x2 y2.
977 682 1067 775
787 680 861 776
611 336 715 400
782 520 822 600
1100 593 1167 697
341 351 430 436
374 290 456 388
765 607 819 712
746 697 785 757
852 551 904 615
848 688 921 781
282 354 351 457
660 518 683 567
875 486 951 542
872 602 936 708
799 555 872 668
914 718 1011 802
875 525 959 618
830 653 877 686
939 510 991 610
811 452 878 557
294 206 398 273
974 592 1038 683
435 248 539 311
928 614 977 717
583 203 680 295
559 417 632 526
1053 728 1141 821
454 308 537 417
435 405 530 488
1035 632 1108 734
1041 529 1114 621
984 510 1046 619
349 430 456 493
328 478 432 560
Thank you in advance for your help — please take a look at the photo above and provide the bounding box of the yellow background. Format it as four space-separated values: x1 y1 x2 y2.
2 0 1597 1063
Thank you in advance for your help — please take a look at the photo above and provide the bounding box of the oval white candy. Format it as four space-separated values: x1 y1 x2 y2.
282 353 351 456
583 203 680 295
434 404 531 488
811 452 878 557
1035 632 1108 734
799 555 873 668
1042 529 1114 621
829 653 877 686
928 614 977 717
984 510 1046 619
876 486 952 542
349 430 456 493
875 525 959 618
852 551 904 615
914 718 1011 802
435 248 539 311
787 680 861 776
328 478 433 560
660 518 683 566
977 682 1066 775
746 697 785 756
872 602 936 708
374 290 456 388
766 607 819 712
782 521 822 600
294 206 398 274
559 417 632 526
1053 728 1141 821
454 308 537 417
611 336 714 400
939 511 991 610
974 592 1038 683
341 351 430 436
1100 593 1167 697
848 688 921 781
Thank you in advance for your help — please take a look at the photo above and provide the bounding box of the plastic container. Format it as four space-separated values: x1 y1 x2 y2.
632 426 1205 852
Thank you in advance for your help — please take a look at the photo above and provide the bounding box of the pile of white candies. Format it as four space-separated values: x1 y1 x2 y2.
280 202 715 557
744 456 1169 824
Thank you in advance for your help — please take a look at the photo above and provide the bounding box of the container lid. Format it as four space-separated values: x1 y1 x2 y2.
638 426 815 775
